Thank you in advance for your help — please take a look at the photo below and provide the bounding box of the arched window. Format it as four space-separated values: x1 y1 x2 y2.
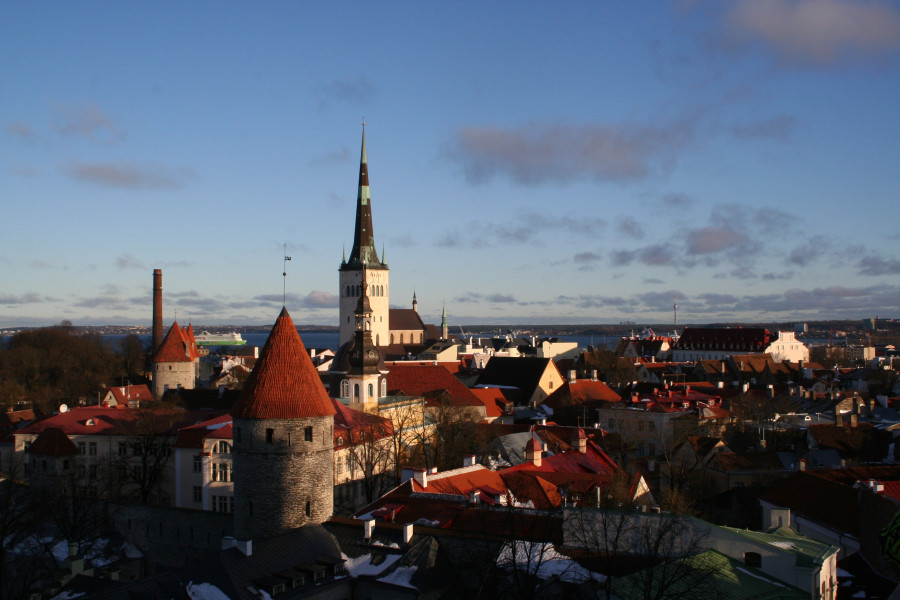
354 384 360 400
400 333 404 343
341 379 350 398
305 500 311 517
368 383 374 398
380 379 386 397
390 334 394 344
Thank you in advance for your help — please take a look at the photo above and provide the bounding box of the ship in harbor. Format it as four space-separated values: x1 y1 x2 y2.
194 331 247 346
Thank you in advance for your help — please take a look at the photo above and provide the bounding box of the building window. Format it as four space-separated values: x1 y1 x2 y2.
118 442 127 456
193 456 202 473
341 379 350 398
78 442 86 455
354 384 360 400
89 442 97 456
380 379 386 397
304 427 313 443
234 427 241 442
215 442 231 454
368 383 374 398
193 486 202 503
305 500 311 517
266 428 274 444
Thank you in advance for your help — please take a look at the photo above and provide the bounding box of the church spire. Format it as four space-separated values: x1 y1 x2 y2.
349 124 379 266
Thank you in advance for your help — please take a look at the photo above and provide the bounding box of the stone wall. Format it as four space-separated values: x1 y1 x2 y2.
108 502 234 571
233 416 334 540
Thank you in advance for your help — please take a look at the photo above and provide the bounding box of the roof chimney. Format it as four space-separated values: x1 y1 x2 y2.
799 458 807 471
568 370 577 384
412 468 427 489
463 455 476 468
403 523 414 544
364 518 375 540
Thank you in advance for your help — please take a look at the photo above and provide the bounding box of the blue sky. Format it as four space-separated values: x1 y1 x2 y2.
2 1 899 328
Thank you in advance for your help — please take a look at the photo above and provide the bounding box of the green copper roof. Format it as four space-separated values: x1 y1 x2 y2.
611 549 808 599
721 526 838 568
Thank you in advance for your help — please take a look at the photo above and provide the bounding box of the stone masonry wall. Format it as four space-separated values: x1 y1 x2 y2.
233 415 334 540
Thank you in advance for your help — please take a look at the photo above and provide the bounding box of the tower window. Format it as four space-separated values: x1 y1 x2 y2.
265 428 274 444
341 379 350 398
305 500 311 517
304 426 313 442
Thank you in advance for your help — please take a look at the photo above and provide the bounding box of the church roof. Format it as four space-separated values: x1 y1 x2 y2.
232 307 336 420
389 308 425 331
151 321 199 363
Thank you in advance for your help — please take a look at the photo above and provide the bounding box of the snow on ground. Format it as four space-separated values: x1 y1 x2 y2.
496 541 604 584
342 552 403 577
378 566 418 589
48 591 85 600
186 581 233 600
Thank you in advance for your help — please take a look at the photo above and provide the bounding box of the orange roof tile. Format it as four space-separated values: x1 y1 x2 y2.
231 308 336 420
151 321 199 363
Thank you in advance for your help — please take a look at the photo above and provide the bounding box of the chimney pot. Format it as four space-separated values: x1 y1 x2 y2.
403 523 414 544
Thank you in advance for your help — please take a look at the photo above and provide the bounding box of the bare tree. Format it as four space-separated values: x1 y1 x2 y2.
0 456 57 600
563 502 719 600
347 421 397 506
110 408 180 504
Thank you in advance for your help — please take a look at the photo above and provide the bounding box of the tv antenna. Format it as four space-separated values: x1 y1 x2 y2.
283 242 292 307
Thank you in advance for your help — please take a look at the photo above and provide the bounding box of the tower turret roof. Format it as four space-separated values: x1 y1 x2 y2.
232 307 336 419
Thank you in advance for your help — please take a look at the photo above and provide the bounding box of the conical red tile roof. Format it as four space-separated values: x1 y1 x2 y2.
151 321 199 363
232 307 336 420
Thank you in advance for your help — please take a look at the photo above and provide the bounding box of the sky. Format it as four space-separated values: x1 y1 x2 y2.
2 1 900 329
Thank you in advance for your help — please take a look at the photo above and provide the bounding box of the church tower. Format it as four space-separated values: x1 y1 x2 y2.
330 270 387 413
339 125 389 348
232 307 336 544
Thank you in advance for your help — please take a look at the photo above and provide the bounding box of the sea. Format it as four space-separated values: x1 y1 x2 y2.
90 332 616 353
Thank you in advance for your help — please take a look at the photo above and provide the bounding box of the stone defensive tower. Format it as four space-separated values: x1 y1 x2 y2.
231 307 336 543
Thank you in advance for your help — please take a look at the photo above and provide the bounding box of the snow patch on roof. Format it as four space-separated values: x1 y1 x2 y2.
342 552 403 578
186 581 233 600
496 541 604 584
378 565 418 589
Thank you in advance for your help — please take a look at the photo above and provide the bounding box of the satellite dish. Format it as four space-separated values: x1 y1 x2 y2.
59 404 69 413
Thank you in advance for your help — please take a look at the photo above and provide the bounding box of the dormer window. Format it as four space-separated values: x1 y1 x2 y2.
86 419 95 426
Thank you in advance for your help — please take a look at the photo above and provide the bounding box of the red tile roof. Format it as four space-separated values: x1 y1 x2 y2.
543 379 621 410
174 413 233 449
386 364 482 407
469 387 509 419
232 307 336 420
17 406 225 437
104 384 153 406
675 327 772 352
332 398 393 449
28 426 78 456
152 321 199 363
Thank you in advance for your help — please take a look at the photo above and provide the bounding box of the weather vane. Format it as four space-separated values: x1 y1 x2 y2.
283 242 292 307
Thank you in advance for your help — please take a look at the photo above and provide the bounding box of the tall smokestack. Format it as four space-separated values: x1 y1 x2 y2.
152 269 163 354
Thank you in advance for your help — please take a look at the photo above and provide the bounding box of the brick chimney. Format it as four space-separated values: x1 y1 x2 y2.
152 269 163 355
